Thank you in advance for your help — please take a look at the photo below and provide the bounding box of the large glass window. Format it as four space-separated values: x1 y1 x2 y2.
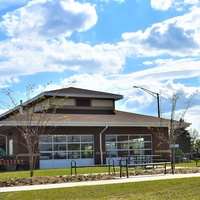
54 144 66 151
105 134 152 157
40 144 52 151
67 136 80 143
53 135 66 143
39 135 93 160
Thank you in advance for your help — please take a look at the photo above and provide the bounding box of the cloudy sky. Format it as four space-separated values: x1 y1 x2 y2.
0 0 200 132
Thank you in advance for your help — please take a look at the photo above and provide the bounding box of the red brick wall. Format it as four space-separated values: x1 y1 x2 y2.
1 126 170 167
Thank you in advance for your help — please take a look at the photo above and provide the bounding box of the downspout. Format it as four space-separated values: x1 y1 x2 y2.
99 125 108 165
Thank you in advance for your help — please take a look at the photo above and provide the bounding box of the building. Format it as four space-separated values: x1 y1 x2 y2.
0 87 190 169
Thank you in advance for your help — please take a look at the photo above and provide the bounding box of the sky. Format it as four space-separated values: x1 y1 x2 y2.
0 0 200 133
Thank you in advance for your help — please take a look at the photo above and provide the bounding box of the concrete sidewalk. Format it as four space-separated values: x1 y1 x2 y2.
1 173 200 193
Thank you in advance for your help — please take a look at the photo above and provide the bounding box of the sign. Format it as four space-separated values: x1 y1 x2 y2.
170 144 179 148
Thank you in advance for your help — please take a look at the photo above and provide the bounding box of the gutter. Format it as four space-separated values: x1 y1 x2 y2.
99 125 108 165
0 121 173 127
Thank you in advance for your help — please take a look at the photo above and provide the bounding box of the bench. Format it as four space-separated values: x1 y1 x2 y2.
119 156 171 178
153 158 168 162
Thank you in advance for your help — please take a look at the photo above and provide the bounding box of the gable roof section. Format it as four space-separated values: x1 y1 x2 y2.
0 87 123 120
44 87 123 100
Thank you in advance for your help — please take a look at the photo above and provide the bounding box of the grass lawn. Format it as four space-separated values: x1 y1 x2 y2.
0 177 199 200
0 162 200 200
0 161 199 199
0 161 197 180
0 166 118 179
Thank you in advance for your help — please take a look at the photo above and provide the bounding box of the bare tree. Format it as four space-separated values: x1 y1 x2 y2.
149 91 198 174
167 91 199 173
1 83 69 177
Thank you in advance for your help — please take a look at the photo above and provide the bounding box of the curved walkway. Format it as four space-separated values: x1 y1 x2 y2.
1 173 200 193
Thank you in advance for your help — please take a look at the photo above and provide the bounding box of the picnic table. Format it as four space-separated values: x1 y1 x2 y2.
119 155 171 178
194 158 200 167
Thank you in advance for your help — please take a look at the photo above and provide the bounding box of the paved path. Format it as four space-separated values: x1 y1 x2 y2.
0 173 200 193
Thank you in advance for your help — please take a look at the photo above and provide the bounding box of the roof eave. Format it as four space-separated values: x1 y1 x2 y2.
0 121 168 127
43 92 123 100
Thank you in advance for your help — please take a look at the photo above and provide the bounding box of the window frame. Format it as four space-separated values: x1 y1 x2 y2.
105 134 152 157
39 135 94 160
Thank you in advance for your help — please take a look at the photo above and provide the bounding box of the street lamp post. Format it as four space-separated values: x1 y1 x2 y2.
133 86 161 118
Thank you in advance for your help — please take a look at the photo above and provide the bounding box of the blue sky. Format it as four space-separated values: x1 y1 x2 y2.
0 0 200 133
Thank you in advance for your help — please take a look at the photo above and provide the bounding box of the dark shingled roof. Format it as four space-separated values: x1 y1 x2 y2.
48 87 120 96
1 110 191 128
44 87 123 100
57 110 162 123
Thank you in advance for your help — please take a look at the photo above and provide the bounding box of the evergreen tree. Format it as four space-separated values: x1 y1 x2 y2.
175 128 191 153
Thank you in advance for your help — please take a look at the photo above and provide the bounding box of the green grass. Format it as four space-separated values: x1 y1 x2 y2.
0 166 119 179
1 177 200 200
0 161 199 199
175 160 197 167
0 161 197 180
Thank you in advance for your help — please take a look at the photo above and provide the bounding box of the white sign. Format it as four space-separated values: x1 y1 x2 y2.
170 144 179 148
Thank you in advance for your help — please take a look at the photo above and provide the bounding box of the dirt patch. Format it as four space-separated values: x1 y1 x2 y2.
0 168 199 187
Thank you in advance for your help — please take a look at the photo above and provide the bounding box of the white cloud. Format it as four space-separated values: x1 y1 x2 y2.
184 0 199 4
0 37 126 87
0 1 199 91
151 0 173 11
121 6 200 56
147 58 200 82
100 0 125 3
57 58 200 96
150 0 199 11
0 109 6 115
185 105 200 131
1 3 200 89
0 0 97 38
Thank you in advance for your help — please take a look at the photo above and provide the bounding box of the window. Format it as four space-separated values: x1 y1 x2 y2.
53 135 66 143
76 99 90 107
105 134 152 157
39 135 94 160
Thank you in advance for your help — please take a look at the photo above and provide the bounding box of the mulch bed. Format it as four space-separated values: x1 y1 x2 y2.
0 168 199 187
